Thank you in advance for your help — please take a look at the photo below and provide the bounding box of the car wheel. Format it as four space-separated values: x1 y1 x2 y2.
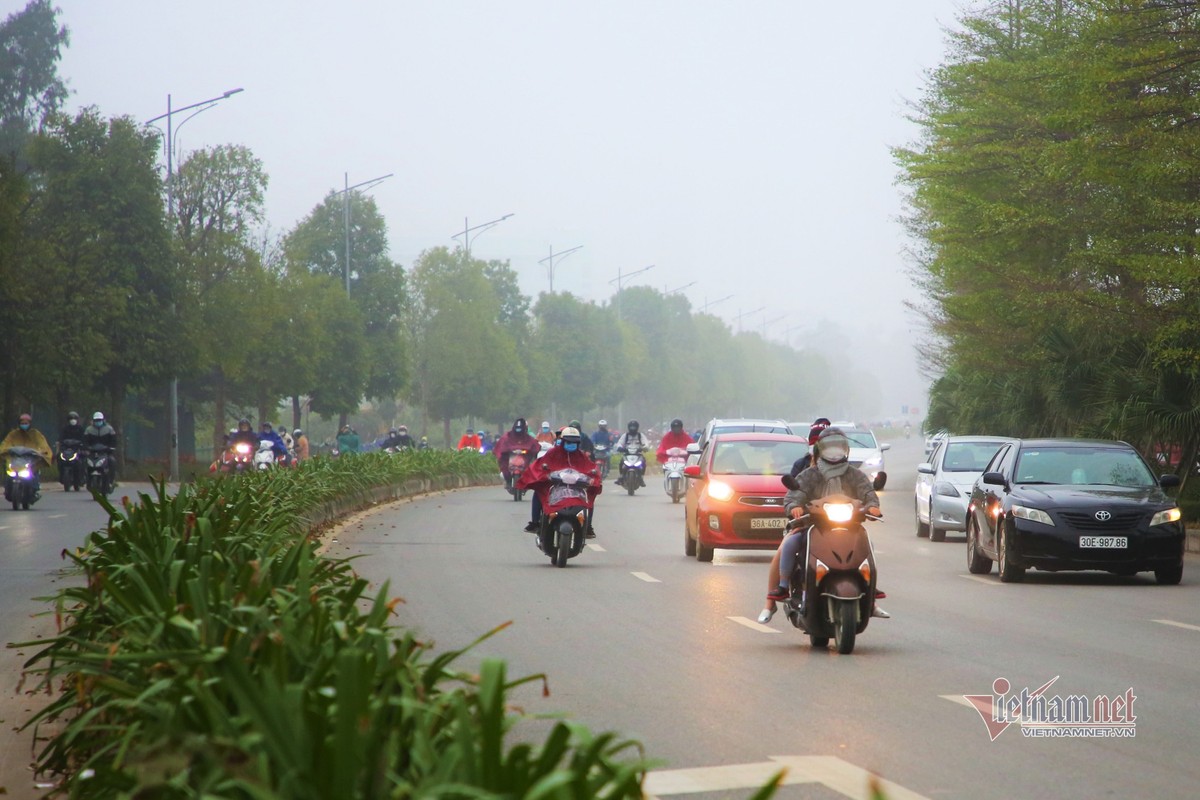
684 517 696 557
966 519 993 575
915 500 929 538
696 536 714 563
1155 562 1183 585
930 521 946 543
873 472 887 491
997 524 1026 583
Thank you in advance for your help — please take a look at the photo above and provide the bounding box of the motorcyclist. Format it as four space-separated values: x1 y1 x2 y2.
336 424 361 455
278 426 295 454
518 426 601 537
456 427 482 451
227 418 259 449
84 411 119 482
259 422 289 461
656 418 693 464
759 427 886 623
612 420 649 486
418 436 430 450
568 420 594 456
591 419 615 449
380 428 404 450
535 421 556 445
57 411 87 484
789 418 832 477
293 429 310 461
393 425 416 449
495 417 538 480
1 413 53 500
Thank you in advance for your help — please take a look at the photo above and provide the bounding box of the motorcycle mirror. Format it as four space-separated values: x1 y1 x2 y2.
781 474 799 490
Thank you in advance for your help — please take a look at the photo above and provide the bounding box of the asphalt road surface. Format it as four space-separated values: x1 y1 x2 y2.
326 437 1200 800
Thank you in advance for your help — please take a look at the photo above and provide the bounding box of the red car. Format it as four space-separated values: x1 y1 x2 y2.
683 432 812 562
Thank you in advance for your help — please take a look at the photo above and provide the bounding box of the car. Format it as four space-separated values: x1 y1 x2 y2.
924 428 950 460
966 438 1185 584
840 427 890 490
915 435 1011 541
682 432 810 562
689 418 794 466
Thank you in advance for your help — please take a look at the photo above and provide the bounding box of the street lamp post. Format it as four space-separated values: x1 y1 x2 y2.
734 306 765 333
539 244 583 293
608 264 655 322
452 213 514 257
665 281 697 296
145 87 244 483
699 294 733 314
333 172 393 295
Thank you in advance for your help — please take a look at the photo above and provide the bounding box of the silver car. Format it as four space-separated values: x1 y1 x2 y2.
915 435 1010 541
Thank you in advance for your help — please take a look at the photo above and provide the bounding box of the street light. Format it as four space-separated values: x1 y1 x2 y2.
608 264 655 322
734 306 765 333
144 87 244 484
699 294 733 314
539 244 583 293
665 281 697 296
333 172 393 295
761 312 787 338
452 213 514 257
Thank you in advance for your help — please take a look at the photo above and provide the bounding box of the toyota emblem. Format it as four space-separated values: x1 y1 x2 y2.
1095 510 1112 522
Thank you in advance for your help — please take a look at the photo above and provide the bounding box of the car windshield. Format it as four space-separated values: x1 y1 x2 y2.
711 440 809 475
713 424 790 437
1014 447 1156 487
843 430 878 449
942 441 1006 472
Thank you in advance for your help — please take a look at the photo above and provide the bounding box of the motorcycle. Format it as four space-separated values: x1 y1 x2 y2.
219 441 255 474
505 448 530 501
777 480 883 655
254 440 281 470
618 443 646 496
593 443 611 479
662 446 688 503
533 467 599 567
4 446 41 510
85 444 115 495
58 438 85 491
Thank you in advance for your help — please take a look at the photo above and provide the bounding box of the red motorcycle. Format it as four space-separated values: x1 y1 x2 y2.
532 466 600 567
505 448 530 501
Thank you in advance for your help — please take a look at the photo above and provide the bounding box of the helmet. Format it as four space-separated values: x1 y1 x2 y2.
390 429 398 436
569 419 582 431
513 418 527 434
466 428 474 434
670 418 684 432
398 425 408 433
92 411 105 424
808 418 831 445
540 420 551 431
560 426 582 451
293 429 302 437
816 427 850 464
238 417 251 430
261 421 273 431
19 413 32 424
67 411 79 421
598 419 608 427
627 420 640 433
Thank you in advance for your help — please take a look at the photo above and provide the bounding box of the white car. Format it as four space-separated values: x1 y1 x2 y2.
842 427 889 490
914 435 1011 541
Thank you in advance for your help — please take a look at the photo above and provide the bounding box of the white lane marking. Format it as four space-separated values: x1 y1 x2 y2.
48 514 67 519
959 575 995 585
1153 619 1200 632
631 571 660 583
643 755 931 799
915 546 930 554
727 616 781 634
586 543 606 552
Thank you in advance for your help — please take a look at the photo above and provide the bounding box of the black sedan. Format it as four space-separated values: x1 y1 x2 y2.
966 439 1185 584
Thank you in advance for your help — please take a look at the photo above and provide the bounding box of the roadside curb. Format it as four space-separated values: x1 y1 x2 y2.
299 472 503 534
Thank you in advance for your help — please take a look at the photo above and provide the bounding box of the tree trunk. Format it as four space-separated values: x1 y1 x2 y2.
292 395 302 432
443 417 451 449
213 370 228 454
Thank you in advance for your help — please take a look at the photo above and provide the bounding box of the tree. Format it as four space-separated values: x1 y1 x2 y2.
0 0 69 161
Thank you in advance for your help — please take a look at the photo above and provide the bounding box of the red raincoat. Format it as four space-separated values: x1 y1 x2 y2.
495 429 539 476
517 445 602 514
656 429 694 464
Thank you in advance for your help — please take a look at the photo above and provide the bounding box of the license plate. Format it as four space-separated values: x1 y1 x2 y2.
1079 536 1128 549
750 517 786 530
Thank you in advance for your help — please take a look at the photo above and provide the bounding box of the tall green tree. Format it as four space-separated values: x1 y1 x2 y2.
0 0 69 160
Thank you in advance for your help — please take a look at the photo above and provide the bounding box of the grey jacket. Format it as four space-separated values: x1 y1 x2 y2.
783 465 880 515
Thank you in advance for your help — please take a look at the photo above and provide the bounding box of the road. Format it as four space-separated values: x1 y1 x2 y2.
327 437 1200 799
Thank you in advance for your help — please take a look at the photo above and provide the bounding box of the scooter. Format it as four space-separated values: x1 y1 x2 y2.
777 481 883 654
58 438 85 491
533 467 599 567
618 443 646 496
254 440 280 471
85 444 115 495
593 443 611 479
219 441 255 474
4 446 40 510
505 448 530 501
662 446 688 503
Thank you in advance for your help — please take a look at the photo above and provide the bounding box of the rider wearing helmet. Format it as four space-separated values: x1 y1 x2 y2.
227 418 259 449
518 426 601 537
590 419 614 449
758 427 885 623
293 429 310 461
495 417 538 479
59 411 86 446
259 422 289 460
1 413 54 500
613 420 649 487
568 420 594 456
84 412 118 450
393 425 415 449
535 421 556 445
656 418 693 464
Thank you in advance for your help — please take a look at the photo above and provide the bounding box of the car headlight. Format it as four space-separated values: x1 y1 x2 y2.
934 482 961 497
864 457 883 469
1011 505 1054 526
706 480 734 502
1150 507 1182 527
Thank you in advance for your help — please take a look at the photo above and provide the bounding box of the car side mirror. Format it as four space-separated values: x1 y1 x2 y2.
683 465 701 478
781 474 799 490
685 443 701 454
1159 474 1182 489
917 463 935 475
982 471 1007 487
881 443 891 451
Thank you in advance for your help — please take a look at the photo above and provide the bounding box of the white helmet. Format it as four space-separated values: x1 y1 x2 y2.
92 411 105 424
598 419 608 426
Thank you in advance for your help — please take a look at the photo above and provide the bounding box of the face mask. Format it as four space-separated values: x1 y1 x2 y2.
821 445 849 462
19 424 30 431
541 426 550 433
564 443 578 452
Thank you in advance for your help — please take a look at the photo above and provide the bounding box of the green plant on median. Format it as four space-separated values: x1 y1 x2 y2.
16 451 656 798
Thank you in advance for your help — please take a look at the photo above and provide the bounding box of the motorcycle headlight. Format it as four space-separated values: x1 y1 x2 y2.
18 468 32 479
236 443 251 454
1150 507 1182 527
5 467 14 477
706 480 734 502
823 502 855 523
1011 504 1054 526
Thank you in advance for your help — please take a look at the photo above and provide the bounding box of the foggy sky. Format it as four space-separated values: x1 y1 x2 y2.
46 0 967 420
